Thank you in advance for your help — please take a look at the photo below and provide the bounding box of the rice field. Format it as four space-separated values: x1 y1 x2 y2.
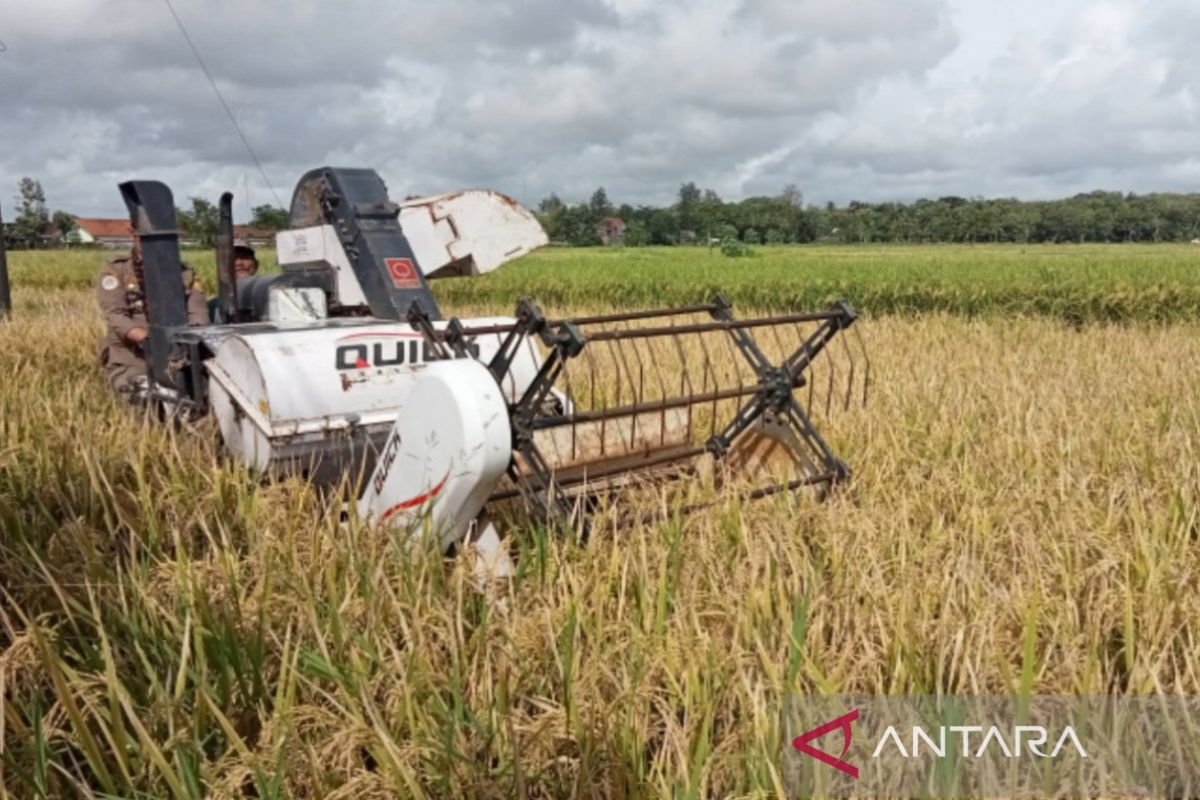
435 244 1200 323
1 245 1199 798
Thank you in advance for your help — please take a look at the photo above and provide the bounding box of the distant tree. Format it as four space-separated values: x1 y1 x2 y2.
676 182 702 237
250 204 289 230
52 210 77 241
588 187 612 217
624 219 649 246
743 227 761 245
17 177 46 219
781 183 804 209
645 207 678 245
694 189 724 240
536 193 567 240
557 203 601 246
177 197 220 247
10 177 48 248
677 182 701 207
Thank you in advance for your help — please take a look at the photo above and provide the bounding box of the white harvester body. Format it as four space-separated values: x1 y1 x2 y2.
275 225 370 308
196 181 557 548
205 317 544 483
354 359 512 550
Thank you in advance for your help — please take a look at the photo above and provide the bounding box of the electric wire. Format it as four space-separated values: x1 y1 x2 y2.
160 0 286 210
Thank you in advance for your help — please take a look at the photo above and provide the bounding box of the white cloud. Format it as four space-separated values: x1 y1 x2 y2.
0 0 1196 215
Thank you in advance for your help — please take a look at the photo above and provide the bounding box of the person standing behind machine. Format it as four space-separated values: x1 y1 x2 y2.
207 239 259 322
96 235 210 400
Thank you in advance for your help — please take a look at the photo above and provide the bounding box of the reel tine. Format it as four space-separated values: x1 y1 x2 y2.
765 320 790 365
582 340 608 457
606 337 624 453
802 329 816 416
722 329 744 436
670 331 696 443
855 323 871 408
561 347 580 461
636 319 672 447
825 349 836 419
609 337 624 408
633 358 643 451
610 327 641 451
839 321 855 413
695 326 720 440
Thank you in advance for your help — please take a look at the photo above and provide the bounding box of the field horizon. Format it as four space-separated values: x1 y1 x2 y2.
9 242 1200 322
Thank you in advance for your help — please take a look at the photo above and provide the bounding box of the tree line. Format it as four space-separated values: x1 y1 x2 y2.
539 184 1200 246
2 178 78 248
7 174 1200 249
1 177 291 249
175 197 289 247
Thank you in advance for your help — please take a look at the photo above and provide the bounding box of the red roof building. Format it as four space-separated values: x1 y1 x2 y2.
74 218 134 247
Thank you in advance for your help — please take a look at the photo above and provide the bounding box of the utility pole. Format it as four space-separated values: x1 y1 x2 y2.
0 203 11 320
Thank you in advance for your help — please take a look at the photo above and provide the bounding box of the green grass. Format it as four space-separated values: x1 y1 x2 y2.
434 244 1200 322
10 242 1200 322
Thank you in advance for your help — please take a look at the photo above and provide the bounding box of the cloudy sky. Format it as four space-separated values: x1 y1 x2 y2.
1 0 1198 216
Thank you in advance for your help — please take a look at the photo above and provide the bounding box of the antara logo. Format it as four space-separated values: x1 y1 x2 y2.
871 724 1088 760
793 709 860 778
792 709 1088 778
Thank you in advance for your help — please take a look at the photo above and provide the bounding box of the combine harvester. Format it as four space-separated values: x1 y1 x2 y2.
121 167 866 563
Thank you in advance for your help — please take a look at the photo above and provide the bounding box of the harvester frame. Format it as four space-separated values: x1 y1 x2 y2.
112 165 866 552
408 294 859 535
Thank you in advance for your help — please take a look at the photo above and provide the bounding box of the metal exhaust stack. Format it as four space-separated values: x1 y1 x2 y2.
0 203 10 320
215 191 237 323
118 180 188 390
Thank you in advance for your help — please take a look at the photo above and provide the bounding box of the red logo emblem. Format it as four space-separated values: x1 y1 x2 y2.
792 709 859 778
385 257 420 289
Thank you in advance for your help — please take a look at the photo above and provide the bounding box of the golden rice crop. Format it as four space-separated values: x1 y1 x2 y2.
1 248 1198 798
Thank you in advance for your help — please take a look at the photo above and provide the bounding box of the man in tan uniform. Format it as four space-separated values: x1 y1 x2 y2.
207 239 259 322
96 237 209 398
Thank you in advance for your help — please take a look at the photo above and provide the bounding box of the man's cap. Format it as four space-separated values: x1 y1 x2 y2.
233 239 257 257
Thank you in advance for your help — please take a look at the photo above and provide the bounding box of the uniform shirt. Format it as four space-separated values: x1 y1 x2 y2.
96 254 209 367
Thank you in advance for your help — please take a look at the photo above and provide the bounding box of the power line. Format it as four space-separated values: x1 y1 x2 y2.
160 0 286 210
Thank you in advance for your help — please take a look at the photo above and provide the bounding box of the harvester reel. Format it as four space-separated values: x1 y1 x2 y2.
410 294 867 536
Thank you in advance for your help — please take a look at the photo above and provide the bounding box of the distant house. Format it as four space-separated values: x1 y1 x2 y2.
0 220 65 248
74 218 134 249
36 222 62 247
67 220 274 250
596 217 627 246
233 225 275 247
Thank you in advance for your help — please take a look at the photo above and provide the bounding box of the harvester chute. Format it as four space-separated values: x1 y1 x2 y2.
399 190 549 279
